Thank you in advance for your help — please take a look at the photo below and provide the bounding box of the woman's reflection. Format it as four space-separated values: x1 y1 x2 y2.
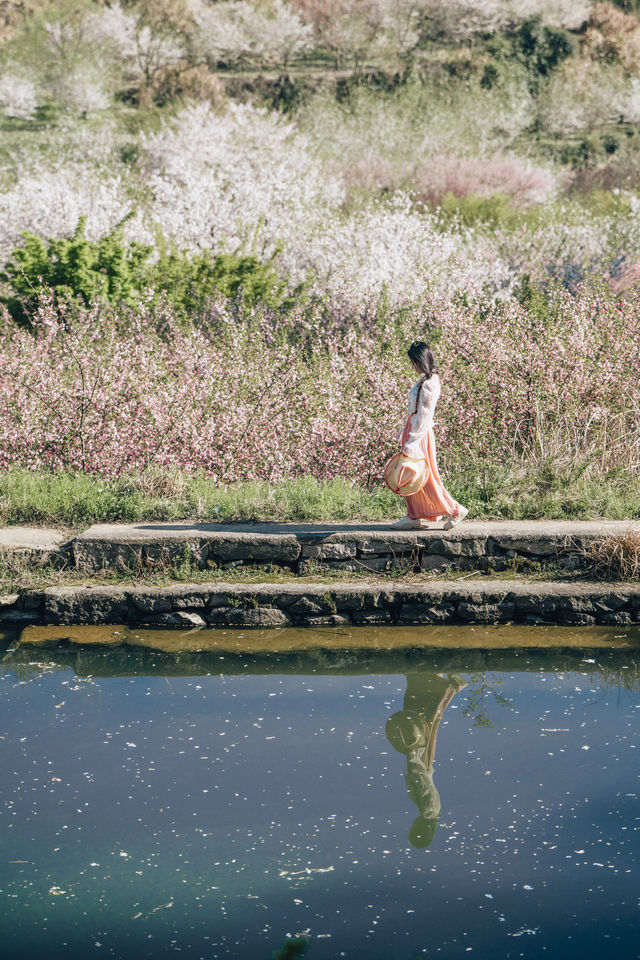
386 672 467 849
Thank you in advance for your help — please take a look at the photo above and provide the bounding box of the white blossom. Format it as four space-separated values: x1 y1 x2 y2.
84 2 185 84
1 75 638 309
54 65 112 113
290 192 515 302
253 0 314 66
190 0 313 68
618 76 640 125
0 68 38 120
374 0 430 60
509 0 593 31
0 165 146 263
141 101 343 257
190 1 251 67
413 0 593 41
538 62 635 133
84 1 139 61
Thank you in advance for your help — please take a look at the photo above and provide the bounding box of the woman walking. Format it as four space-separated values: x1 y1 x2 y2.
391 341 468 530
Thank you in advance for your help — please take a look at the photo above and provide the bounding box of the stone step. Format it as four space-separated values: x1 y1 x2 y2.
0 526 68 559
3 577 640 628
67 520 640 575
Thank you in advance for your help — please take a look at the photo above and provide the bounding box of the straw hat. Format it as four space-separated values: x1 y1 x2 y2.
386 710 427 752
384 452 428 496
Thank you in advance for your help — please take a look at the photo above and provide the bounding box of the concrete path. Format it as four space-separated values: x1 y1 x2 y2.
2 521 640 628
1 519 638 558
2 519 638 553
75 519 639 541
0 526 69 552
1 520 639 577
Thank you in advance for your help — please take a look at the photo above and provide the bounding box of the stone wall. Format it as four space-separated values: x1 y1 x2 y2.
2 579 640 628
68 522 618 576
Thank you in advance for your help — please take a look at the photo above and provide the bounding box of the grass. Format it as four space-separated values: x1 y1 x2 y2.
0 548 428 593
0 557 581 594
1 467 639 529
0 470 398 526
0 542 615 595
576 533 640 581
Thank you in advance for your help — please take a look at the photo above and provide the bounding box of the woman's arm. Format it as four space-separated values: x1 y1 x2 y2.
402 376 440 458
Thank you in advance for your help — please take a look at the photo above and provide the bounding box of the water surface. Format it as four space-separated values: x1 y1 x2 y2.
1 626 639 959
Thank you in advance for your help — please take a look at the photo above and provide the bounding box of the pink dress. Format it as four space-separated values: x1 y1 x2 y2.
400 374 462 521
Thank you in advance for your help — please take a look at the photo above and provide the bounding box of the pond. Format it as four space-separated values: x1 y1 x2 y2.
1 624 639 960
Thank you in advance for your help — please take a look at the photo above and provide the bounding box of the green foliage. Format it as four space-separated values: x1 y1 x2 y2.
514 273 556 324
558 131 640 169
0 217 152 326
517 17 576 77
580 188 633 216
322 591 337 613
1 221 303 325
1 467 639 530
563 134 610 169
148 241 304 317
480 60 503 90
463 673 511 728
174 546 196 581
484 16 576 92
611 0 640 15
439 191 517 228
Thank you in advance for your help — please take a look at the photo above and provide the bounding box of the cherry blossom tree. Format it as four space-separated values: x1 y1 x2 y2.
190 0 313 70
253 0 314 68
2 282 638 480
514 0 593 31
374 0 431 65
583 2 640 73
0 66 37 118
293 0 382 70
538 58 638 131
85 0 187 103
190 1 251 69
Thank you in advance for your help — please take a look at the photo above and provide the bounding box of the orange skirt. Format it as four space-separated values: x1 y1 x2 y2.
400 417 462 521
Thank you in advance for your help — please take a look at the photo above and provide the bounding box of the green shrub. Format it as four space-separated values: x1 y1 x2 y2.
148 241 305 317
0 217 152 326
517 17 577 77
1 219 303 325
485 16 577 92
581 188 633 216
480 60 503 90
514 273 559 325
439 191 517 228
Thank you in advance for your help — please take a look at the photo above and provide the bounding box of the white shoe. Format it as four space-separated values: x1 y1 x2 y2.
390 515 423 529
443 507 468 530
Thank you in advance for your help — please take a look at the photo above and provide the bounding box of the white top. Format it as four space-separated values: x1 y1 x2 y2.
401 374 440 459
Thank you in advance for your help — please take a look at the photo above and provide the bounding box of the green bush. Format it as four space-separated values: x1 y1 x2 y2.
580 188 633 216
0 217 152 326
517 17 576 77
0 217 152 325
485 16 577 92
148 241 305 317
439 191 517 228
1 219 303 325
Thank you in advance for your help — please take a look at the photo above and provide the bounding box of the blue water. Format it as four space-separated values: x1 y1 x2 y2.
1 639 638 960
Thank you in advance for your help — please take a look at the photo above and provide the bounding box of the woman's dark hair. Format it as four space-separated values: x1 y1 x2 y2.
408 341 438 379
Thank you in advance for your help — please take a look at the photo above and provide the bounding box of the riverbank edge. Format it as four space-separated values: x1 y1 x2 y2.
4 519 640 579
2 579 640 628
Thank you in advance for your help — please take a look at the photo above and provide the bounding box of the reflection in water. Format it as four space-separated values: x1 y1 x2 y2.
386 673 466 849
1 629 639 960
